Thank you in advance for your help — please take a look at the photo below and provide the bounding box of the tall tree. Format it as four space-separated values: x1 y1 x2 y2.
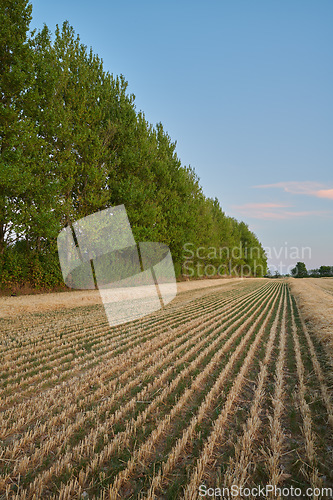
291 261 308 278
0 12 269 289
27 22 117 246
0 0 35 255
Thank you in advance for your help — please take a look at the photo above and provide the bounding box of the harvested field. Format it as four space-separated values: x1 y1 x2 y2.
307 278 333 296
0 279 332 499
0 278 254 319
289 278 333 363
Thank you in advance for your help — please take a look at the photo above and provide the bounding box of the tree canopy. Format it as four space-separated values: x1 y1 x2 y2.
0 1 268 291
291 262 308 278
308 266 333 278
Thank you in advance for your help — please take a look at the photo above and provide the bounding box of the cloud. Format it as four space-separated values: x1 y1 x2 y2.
239 203 289 209
317 189 333 199
233 202 330 220
253 181 333 199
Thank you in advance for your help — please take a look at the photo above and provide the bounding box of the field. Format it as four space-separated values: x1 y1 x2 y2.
289 278 333 365
306 278 333 297
0 279 332 499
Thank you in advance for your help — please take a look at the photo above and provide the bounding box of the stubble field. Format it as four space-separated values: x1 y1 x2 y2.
0 279 332 499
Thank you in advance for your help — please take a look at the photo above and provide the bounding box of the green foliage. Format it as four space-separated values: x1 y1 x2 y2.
318 265 333 277
0 0 36 254
0 5 268 289
0 242 63 290
308 266 333 278
291 262 308 278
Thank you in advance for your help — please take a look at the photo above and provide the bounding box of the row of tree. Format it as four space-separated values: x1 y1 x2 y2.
0 0 267 290
291 262 333 278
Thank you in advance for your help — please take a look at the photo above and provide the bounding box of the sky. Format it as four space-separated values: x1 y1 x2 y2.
29 0 333 274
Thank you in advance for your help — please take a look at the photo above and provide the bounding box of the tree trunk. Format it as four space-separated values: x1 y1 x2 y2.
0 222 5 255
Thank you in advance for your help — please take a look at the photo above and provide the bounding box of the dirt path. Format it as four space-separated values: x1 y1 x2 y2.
0 278 263 318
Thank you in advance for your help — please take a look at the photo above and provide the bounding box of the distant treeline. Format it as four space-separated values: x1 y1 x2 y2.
291 263 333 278
0 0 267 291
307 267 333 277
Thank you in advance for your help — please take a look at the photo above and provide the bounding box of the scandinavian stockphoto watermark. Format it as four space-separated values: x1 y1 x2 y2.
182 242 312 277
57 205 177 327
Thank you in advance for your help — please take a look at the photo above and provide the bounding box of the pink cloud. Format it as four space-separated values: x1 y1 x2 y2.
233 202 330 220
254 181 333 199
317 189 333 199
238 203 289 209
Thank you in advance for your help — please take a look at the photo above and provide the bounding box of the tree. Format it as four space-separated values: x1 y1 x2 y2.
291 262 308 278
0 12 269 289
319 265 333 278
308 268 320 278
0 0 36 255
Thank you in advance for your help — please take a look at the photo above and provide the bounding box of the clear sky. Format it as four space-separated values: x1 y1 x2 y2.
29 0 333 274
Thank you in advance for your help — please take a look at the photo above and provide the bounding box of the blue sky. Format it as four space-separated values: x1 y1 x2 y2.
29 0 333 273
